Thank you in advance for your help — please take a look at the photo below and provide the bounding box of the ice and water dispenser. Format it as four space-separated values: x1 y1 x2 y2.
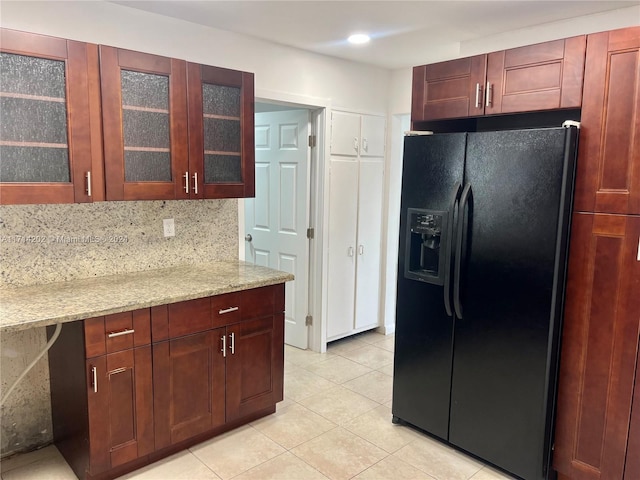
404 208 448 285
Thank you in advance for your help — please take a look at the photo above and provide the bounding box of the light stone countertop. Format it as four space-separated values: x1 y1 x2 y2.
0 261 294 332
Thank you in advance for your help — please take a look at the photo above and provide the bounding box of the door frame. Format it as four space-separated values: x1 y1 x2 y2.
238 89 330 352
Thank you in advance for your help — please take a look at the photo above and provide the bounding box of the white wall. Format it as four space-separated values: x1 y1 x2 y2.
1 1 390 114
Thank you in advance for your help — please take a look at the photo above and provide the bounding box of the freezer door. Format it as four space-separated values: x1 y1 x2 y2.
392 133 465 440
448 127 578 480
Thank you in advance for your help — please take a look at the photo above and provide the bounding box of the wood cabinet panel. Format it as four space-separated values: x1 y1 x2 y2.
187 63 255 198
84 309 151 356
574 27 640 214
485 36 585 115
553 213 640 480
226 314 284 421
100 46 189 201
624 350 640 480
412 36 585 123
412 55 487 122
87 346 154 475
0 28 102 204
212 292 241 327
152 328 226 449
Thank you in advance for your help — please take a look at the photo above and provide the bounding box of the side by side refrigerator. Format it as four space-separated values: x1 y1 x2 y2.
392 126 579 480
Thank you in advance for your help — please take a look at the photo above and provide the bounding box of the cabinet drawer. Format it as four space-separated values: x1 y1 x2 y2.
241 285 277 320
84 309 151 357
212 292 241 328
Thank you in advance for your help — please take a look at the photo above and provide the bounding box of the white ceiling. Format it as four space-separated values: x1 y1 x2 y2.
114 1 639 69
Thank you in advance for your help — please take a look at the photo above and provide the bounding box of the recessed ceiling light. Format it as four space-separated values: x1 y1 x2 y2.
348 33 370 45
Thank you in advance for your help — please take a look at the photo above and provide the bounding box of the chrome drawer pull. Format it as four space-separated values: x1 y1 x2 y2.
221 335 226 357
230 332 235 355
109 367 127 376
219 306 239 314
107 328 135 338
91 366 98 393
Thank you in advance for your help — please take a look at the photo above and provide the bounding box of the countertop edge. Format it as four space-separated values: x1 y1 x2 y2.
1 263 294 332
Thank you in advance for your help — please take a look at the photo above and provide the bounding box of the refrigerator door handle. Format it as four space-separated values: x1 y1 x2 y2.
444 182 462 317
454 183 472 319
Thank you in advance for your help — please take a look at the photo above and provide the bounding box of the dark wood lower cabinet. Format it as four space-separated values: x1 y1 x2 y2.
48 283 285 480
153 329 226 449
553 213 640 480
86 347 154 474
226 314 285 421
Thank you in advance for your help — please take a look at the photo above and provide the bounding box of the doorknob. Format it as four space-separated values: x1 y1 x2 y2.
245 234 253 242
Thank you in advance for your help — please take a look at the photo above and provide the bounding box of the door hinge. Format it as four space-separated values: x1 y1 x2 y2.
307 228 314 239
308 135 317 148
305 315 313 326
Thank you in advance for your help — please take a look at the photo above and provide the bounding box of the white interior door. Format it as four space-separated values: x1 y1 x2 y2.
326 158 358 340
245 109 310 349
354 158 384 329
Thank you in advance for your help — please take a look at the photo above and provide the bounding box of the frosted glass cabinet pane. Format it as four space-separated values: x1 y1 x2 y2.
0 52 70 183
202 83 242 183
204 155 242 183
203 118 241 152
121 70 169 109
121 70 171 182
203 84 240 117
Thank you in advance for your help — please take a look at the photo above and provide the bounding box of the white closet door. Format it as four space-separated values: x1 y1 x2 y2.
330 111 361 156
354 158 384 330
326 158 359 339
360 115 386 157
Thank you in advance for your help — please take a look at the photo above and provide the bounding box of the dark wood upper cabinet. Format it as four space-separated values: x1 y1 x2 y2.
100 46 189 201
100 47 255 201
0 28 104 204
485 36 586 114
412 36 586 123
553 213 640 480
412 55 487 122
187 63 255 198
573 26 640 215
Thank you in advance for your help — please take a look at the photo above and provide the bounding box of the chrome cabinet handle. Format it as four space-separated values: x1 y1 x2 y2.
359 245 364 255
354 137 359 152
219 306 239 314
475 83 481 108
362 138 368 152
107 328 135 338
109 367 126 376
485 82 492 107
221 335 226 357
183 171 189 193
348 246 354 257
86 171 92 197
229 332 235 355
91 366 98 393
192 172 198 195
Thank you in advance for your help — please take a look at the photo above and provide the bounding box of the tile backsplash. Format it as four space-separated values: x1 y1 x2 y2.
0 199 238 457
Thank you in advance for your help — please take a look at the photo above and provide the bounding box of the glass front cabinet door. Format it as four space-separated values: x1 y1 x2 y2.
101 48 255 200
0 29 102 204
187 63 255 199
100 46 189 201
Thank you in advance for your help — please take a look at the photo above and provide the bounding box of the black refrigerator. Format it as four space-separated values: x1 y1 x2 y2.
392 126 579 480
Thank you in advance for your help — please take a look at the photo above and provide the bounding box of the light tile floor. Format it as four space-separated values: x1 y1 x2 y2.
0 331 516 480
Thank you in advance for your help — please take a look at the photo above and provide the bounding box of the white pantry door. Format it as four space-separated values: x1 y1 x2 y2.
245 109 310 349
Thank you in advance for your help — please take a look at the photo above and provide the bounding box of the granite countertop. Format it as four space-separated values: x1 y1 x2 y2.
0 261 294 332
